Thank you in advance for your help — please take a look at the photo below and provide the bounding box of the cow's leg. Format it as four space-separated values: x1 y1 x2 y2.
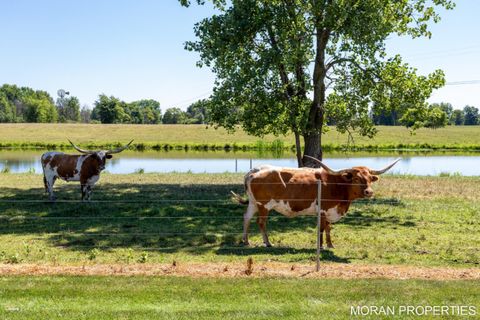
43 176 48 193
256 207 271 247
80 177 95 201
81 185 93 201
86 185 93 201
242 203 257 246
44 175 56 201
320 218 326 250
326 222 334 248
81 184 88 201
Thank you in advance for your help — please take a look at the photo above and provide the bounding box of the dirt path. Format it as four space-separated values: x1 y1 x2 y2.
0 262 478 280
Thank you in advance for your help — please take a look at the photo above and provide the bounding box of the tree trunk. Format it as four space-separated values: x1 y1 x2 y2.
294 131 303 167
303 131 322 161
302 27 329 167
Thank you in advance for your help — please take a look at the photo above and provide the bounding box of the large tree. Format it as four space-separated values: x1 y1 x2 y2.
24 96 58 123
57 95 81 122
187 99 210 124
129 99 162 124
181 0 453 166
0 84 57 122
92 94 130 124
451 109 464 125
0 91 15 122
431 102 453 124
162 107 187 124
463 105 479 125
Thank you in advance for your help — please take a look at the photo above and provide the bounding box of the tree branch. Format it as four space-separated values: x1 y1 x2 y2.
326 57 383 81
266 25 294 98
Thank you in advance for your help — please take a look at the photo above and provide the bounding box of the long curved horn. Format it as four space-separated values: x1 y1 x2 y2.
68 139 94 154
106 140 134 154
369 158 401 175
304 155 351 175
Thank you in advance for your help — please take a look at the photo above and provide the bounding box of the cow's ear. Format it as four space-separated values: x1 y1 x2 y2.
106 154 113 159
341 172 353 182
371 175 379 182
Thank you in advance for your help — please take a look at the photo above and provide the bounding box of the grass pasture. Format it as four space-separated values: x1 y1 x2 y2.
0 276 478 319
0 173 478 268
1 123 480 150
1 171 479 318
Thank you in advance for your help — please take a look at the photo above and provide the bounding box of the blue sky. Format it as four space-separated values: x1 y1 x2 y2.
0 0 479 110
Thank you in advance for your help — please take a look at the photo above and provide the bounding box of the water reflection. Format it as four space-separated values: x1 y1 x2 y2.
0 150 479 175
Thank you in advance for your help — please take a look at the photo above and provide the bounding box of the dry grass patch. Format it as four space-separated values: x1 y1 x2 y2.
0 262 479 280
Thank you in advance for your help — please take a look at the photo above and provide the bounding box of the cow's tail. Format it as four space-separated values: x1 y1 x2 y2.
230 191 249 205
40 154 48 193
231 168 258 205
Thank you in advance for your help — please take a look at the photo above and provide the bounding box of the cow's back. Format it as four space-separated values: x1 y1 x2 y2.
41 151 64 166
41 152 83 181
246 166 350 217
247 166 320 213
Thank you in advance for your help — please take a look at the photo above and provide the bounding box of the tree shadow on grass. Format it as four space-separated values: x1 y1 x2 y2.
215 245 350 263
0 182 407 260
339 197 415 228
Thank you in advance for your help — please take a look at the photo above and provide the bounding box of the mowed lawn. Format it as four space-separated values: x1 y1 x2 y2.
0 276 478 320
0 173 478 267
1 123 480 149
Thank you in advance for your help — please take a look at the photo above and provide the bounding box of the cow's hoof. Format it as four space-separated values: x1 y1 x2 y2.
319 246 324 251
265 243 273 248
327 244 334 249
241 241 250 247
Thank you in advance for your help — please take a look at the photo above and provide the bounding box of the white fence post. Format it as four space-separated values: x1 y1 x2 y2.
316 180 322 272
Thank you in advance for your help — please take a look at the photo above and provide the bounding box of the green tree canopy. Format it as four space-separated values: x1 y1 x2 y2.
181 0 454 166
163 107 187 124
129 99 162 124
92 94 130 124
24 96 58 123
186 99 210 124
428 102 453 125
57 95 81 122
92 95 162 124
0 84 58 122
463 105 479 125
451 109 464 125
0 91 15 122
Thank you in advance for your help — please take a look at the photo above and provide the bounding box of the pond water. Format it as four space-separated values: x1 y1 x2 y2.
0 149 479 176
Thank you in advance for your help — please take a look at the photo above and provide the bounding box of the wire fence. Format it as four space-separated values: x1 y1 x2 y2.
0 180 478 267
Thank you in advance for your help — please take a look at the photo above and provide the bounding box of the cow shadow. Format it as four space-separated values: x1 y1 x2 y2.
0 180 407 261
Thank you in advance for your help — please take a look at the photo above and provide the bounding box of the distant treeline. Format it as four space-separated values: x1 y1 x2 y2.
0 84 208 124
371 102 479 126
0 84 478 126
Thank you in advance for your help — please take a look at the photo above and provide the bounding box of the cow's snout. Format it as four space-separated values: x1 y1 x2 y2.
364 188 374 197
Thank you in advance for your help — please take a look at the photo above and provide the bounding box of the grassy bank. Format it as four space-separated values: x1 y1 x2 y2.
0 173 478 267
0 276 478 319
1 123 480 151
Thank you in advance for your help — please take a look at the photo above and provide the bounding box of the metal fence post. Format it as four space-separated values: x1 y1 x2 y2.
316 180 322 272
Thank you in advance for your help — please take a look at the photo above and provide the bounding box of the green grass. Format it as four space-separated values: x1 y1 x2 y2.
1 123 480 150
0 276 478 319
0 173 478 267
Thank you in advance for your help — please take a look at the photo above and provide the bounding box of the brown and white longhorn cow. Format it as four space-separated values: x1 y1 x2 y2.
41 140 133 201
231 157 400 248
